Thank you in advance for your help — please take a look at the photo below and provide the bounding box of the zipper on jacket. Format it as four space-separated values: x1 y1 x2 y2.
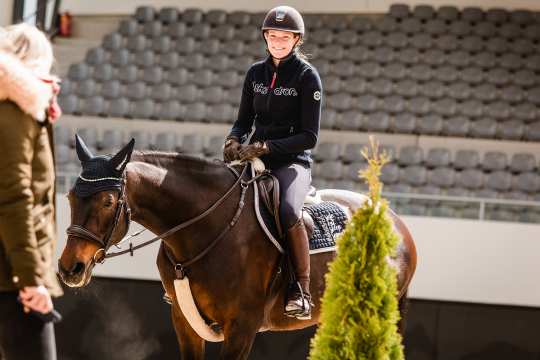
266 71 277 113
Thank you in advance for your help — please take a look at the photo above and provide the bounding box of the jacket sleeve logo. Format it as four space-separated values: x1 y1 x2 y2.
313 91 321 101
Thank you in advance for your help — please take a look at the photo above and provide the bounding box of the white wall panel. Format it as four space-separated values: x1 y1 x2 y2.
0 0 14 26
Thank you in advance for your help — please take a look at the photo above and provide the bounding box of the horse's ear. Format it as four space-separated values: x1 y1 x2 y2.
109 138 135 172
75 134 93 162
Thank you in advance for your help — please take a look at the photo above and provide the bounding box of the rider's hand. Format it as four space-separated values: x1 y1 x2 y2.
238 141 270 161
19 286 53 314
223 136 241 162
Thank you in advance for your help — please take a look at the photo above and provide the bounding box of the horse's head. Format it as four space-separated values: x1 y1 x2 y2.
58 135 135 287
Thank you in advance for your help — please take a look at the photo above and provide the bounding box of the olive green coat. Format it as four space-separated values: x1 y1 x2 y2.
0 52 62 297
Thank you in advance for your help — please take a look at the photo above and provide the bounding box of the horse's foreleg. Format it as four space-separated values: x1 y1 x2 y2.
171 304 205 360
219 319 261 360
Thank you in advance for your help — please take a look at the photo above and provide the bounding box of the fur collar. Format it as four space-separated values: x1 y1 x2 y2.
0 51 52 121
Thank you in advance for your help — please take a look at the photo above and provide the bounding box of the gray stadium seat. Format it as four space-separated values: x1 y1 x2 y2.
510 153 536 173
80 96 105 116
486 68 510 86
433 66 458 83
92 63 113 82
459 67 484 84
436 35 459 51
176 37 196 54
117 65 138 83
157 100 182 121
426 148 451 168
103 32 123 50
429 167 455 188
150 83 172 102
326 93 352 111
513 103 537 123
406 97 431 115
153 36 172 53
471 52 496 69
343 77 367 95
498 23 521 39
125 81 146 100
485 170 512 191
363 112 390 132
389 3 410 19
462 7 484 22
456 169 484 189
370 78 393 96
204 86 224 105
108 98 130 118
101 129 124 151
459 100 484 118
442 116 470 137
205 135 225 158
425 19 446 36
229 10 251 26
55 144 71 166
177 84 199 103
486 8 508 23
398 146 423 166
127 35 146 52
473 84 497 102
132 99 155 119
470 118 497 138
180 134 205 156
135 6 155 22
524 25 540 41
119 19 138 36
400 18 421 34
413 4 435 19
382 63 406 80
169 23 186 38
361 31 383 47
134 50 154 67
497 120 524 140
349 16 372 31
484 101 510 120
143 21 162 37
129 130 151 150
447 51 471 67
438 6 459 21
356 94 379 112
101 80 121 99
169 68 189 86
474 21 497 37
384 32 408 49
335 111 363 131
341 162 365 181
400 165 427 186
525 122 540 141
182 8 204 24
422 50 445 66
318 161 343 181
390 113 416 134
342 144 366 164
527 87 540 105
499 86 524 103
206 10 227 25
188 23 210 40
416 114 443 135
206 103 234 124
483 152 508 172
330 60 355 77
432 98 457 116
378 96 403 114
408 64 433 81
454 150 480 170
395 80 419 97
110 49 129 67
511 39 534 55
76 79 95 98
160 52 180 69
450 20 472 36
513 173 540 194
76 127 98 149
374 16 398 33
154 132 177 151
159 7 178 23
184 102 207 122
440 74 463 93
210 24 235 41
336 30 358 46
314 142 341 162
85 47 106 65
380 163 400 184
191 69 213 87
68 63 89 80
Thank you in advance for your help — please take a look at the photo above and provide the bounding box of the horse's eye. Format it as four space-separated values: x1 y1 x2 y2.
104 195 114 208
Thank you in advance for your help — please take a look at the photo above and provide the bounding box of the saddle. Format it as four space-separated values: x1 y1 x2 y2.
255 170 346 253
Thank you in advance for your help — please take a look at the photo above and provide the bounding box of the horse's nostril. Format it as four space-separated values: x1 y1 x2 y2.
72 262 85 275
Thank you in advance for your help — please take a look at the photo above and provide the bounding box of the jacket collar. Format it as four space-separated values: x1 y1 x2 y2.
264 51 299 72
0 51 52 121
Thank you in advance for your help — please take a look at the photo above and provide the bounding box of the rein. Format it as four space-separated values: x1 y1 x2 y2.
66 163 261 270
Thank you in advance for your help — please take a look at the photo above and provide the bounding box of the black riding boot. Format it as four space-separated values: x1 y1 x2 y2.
284 219 312 320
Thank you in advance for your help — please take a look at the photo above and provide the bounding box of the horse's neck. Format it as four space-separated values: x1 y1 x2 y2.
124 156 235 247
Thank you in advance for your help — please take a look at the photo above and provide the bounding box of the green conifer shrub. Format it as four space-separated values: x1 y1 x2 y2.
310 137 404 360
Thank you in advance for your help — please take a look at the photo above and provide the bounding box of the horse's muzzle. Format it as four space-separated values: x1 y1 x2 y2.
58 259 90 287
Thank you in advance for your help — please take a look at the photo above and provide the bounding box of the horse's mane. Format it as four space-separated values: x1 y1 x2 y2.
131 150 224 173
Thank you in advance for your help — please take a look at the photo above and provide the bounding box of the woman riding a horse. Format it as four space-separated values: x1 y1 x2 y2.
223 6 322 320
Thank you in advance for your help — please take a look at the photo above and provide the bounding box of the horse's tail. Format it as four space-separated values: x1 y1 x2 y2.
397 289 409 337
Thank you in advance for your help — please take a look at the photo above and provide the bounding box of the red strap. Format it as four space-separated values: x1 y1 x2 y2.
270 72 277 89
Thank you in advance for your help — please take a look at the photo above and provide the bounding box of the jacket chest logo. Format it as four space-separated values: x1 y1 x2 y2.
253 82 298 96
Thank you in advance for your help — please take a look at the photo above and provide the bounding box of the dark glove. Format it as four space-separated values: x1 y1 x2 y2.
238 141 270 161
223 136 241 162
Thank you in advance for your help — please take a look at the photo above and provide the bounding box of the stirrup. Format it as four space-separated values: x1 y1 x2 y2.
284 282 312 320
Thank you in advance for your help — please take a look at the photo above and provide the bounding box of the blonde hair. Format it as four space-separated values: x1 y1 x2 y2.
0 23 53 76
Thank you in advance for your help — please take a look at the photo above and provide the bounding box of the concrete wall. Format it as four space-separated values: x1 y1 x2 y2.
0 0 14 26
55 194 540 308
60 0 540 15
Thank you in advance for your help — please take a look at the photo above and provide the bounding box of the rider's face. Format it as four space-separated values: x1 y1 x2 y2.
264 30 298 59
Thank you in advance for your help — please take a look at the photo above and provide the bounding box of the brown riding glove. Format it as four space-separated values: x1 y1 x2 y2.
223 136 241 162
238 141 270 161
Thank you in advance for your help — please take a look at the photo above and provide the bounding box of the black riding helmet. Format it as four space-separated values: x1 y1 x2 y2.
261 5 305 37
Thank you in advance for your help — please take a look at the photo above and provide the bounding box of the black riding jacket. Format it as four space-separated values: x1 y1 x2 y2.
228 53 322 169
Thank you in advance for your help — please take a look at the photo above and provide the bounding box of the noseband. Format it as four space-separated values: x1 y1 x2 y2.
66 177 131 264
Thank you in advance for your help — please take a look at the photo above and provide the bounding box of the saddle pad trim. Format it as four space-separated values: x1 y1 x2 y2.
310 246 336 255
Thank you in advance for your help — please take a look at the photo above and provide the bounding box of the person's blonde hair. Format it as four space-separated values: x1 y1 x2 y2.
0 23 53 76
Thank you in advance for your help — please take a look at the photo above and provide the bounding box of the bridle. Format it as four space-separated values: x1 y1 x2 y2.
66 176 131 264
65 163 258 275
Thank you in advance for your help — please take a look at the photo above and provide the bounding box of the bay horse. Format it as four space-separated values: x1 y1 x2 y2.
58 137 417 360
